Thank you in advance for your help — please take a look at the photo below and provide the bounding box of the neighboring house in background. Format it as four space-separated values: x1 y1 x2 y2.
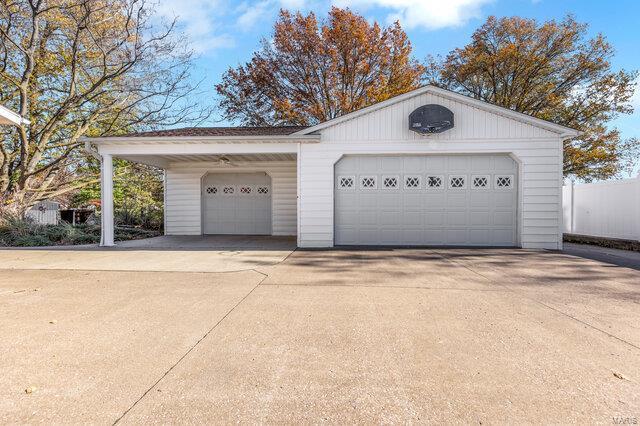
563 175 640 241
84 85 578 249
0 104 28 126
25 201 60 225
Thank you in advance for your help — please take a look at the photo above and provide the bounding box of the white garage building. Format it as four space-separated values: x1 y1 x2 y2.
86 86 578 249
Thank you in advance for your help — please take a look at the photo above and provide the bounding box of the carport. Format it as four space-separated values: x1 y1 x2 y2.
83 127 319 247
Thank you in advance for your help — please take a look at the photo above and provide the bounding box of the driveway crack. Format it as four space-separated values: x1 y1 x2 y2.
112 270 269 425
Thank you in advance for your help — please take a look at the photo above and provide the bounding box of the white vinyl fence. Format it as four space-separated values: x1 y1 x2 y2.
562 175 640 241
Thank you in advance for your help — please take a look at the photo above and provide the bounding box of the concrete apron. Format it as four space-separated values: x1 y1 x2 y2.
0 235 297 273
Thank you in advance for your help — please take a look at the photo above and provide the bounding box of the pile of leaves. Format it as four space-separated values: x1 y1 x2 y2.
0 214 160 247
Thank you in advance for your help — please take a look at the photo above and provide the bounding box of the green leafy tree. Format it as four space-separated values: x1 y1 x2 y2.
426 15 638 181
72 159 164 229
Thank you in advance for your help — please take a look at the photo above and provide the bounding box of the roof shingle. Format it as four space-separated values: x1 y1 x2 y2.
117 126 308 138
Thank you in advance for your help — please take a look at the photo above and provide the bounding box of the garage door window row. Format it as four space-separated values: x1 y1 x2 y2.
337 174 513 190
204 185 270 196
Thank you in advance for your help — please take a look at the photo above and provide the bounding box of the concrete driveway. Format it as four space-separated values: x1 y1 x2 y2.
0 235 297 273
1 241 639 423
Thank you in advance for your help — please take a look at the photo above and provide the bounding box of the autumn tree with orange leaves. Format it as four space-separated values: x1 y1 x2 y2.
216 7 424 126
427 16 638 181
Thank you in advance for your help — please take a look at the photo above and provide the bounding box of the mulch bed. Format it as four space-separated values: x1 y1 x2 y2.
564 233 640 252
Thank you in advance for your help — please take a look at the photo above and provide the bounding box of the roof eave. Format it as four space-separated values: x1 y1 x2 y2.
81 134 321 144
0 105 29 126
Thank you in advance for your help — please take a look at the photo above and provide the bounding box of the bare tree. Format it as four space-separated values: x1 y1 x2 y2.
0 0 210 212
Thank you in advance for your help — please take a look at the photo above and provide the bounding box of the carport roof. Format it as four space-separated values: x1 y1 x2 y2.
117 126 308 138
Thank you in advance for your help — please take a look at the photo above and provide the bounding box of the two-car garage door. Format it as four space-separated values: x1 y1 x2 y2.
334 155 518 246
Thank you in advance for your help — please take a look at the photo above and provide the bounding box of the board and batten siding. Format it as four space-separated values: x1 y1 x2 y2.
165 161 297 236
298 91 564 249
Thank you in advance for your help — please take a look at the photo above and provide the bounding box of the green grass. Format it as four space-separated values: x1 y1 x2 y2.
0 214 160 247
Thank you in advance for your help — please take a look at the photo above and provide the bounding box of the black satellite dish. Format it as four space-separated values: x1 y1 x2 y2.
409 104 454 134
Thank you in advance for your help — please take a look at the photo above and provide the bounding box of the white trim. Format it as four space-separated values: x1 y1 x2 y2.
100 154 115 246
293 85 579 138
296 142 301 246
0 104 29 126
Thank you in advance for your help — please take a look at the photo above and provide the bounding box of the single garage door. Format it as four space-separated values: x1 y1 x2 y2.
334 155 518 246
202 172 271 235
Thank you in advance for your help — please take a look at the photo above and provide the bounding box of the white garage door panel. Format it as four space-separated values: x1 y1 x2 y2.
203 173 272 235
334 155 518 246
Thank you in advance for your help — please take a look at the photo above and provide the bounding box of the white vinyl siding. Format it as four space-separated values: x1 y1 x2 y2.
298 91 563 249
165 161 297 236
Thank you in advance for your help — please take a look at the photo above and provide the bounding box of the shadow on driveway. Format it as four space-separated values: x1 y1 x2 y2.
562 242 640 271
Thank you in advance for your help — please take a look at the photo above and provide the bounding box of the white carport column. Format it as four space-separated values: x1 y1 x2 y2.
100 153 115 246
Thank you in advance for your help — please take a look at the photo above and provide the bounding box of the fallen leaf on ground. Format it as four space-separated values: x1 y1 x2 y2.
613 372 629 380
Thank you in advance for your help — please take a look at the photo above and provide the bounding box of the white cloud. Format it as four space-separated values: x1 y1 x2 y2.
280 0 309 7
237 1 272 29
333 0 493 30
235 0 312 31
155 0 235 54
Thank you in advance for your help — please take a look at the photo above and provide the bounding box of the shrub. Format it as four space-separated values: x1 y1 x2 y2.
0 212 159 247
14 235 51 247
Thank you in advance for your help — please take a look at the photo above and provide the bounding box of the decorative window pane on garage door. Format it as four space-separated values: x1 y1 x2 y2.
449 175 466 189
360 176 377 189
404 175 421 189
239 186 253 194
496 175 513 188
257 186 269 194
426 176 443 189
205 186 218 195
382 176 399 189
472 175 489 189
338 176 355 189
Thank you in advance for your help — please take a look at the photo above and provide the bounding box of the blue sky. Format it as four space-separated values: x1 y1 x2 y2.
157 0 640 144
